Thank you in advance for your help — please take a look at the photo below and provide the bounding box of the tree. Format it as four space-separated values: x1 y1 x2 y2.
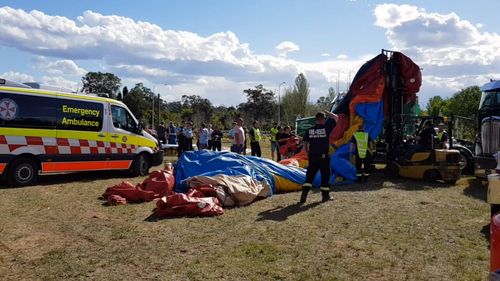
426 96 446 116
122 83 152 121
295 73 310 117
280 73 312 125
181 95 213 126
122 86 129 97
316 87 337 110
441 86 481 119
240 84 276 123
81 72 121 99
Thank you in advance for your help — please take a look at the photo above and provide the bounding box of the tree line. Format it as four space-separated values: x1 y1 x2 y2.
80 71 484 140
81 72 339 130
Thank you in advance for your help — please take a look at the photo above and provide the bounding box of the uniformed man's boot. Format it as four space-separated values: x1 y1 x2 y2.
321 190 331 202
300 186 310 203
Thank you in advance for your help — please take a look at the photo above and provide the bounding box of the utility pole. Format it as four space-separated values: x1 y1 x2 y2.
278 82 286 125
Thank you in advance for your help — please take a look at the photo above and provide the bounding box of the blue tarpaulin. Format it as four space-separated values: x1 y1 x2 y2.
174 150 317 193
330 143 357 184
355 101 384 141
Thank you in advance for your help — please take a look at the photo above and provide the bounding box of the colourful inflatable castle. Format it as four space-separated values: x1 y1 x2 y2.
282 50 422 184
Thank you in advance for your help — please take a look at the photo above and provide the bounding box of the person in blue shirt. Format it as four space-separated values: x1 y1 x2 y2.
183 122 194 152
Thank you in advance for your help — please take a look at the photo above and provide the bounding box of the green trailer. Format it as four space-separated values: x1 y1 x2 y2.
295 116 316 137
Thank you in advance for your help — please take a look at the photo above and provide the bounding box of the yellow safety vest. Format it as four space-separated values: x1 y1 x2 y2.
354 131 369 159
253 128 261 142
437 131 444 141
270 128 278 142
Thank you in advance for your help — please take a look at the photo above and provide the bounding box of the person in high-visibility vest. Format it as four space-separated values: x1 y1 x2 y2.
354 128 371 183
249 120 262 157
300 111 338 203
270 123 279 161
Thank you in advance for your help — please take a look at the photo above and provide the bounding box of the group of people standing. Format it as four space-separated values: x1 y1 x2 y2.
155 121 224 157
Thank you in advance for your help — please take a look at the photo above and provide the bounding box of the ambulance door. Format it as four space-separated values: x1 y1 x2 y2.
109 104 139 169
53 98 108 172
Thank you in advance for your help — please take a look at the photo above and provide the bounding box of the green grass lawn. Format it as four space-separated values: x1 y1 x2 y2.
0 139 491 280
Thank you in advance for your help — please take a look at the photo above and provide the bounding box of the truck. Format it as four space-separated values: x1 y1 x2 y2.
474 80 500 178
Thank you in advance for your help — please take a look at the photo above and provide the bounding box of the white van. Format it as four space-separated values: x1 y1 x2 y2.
0 79 163 186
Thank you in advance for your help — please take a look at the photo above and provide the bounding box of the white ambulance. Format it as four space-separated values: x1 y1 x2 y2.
0 79 163 186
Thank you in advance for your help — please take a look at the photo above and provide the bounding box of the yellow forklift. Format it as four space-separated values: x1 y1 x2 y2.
380 50 462 184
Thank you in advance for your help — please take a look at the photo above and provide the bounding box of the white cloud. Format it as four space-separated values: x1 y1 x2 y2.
374 3 500 103
35 57 87 76
1 71 34 82
40 75 80 91
4 5 496 108
275 41 300 58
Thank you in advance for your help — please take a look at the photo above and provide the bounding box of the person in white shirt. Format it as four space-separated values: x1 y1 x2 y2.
199 123 210 149
231 118 245 154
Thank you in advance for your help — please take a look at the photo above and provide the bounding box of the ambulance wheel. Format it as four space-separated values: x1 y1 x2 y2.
8 157 38 187
131 153 150 176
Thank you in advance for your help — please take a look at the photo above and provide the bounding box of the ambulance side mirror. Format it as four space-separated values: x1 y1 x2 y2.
136 122 144 134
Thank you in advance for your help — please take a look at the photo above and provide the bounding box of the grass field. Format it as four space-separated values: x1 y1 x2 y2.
0 139 491 280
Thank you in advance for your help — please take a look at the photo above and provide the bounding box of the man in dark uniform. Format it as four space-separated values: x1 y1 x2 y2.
300 111 338 203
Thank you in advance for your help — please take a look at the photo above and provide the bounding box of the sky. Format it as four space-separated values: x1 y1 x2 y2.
0 0 499 108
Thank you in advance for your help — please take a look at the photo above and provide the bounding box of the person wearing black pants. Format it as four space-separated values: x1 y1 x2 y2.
211 125 223 151
300 111 338 203
249 120 262 157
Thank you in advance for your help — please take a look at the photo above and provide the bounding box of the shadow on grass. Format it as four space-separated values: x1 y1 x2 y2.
255 201 322 222
332 172 453 193
143 212 218 222
0 170 137 190
463 177 488 201
482 223 491 247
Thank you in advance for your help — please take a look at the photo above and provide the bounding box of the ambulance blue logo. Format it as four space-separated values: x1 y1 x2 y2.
0 98 18 120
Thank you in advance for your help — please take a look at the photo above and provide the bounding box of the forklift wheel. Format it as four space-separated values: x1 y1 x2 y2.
384 162 399 178
424 169 440 182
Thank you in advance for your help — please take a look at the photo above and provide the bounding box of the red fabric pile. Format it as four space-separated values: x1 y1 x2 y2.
103 164 224 217
154 186 224 217
102 163 175 205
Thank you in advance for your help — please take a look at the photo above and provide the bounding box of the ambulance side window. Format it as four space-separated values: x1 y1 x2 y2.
111 105 137 133
0 92 56 129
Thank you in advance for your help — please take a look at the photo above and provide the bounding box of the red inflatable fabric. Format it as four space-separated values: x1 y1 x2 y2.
392 52 421 103
279 136 300 157
329 113 349 143
102 181 157 203
154 187 224 217
349 54 386 100
107 194 128 205
103 163 175 205
142 169 175 197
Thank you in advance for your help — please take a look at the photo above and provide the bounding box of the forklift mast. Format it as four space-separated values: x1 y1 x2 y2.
382 49 405 161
